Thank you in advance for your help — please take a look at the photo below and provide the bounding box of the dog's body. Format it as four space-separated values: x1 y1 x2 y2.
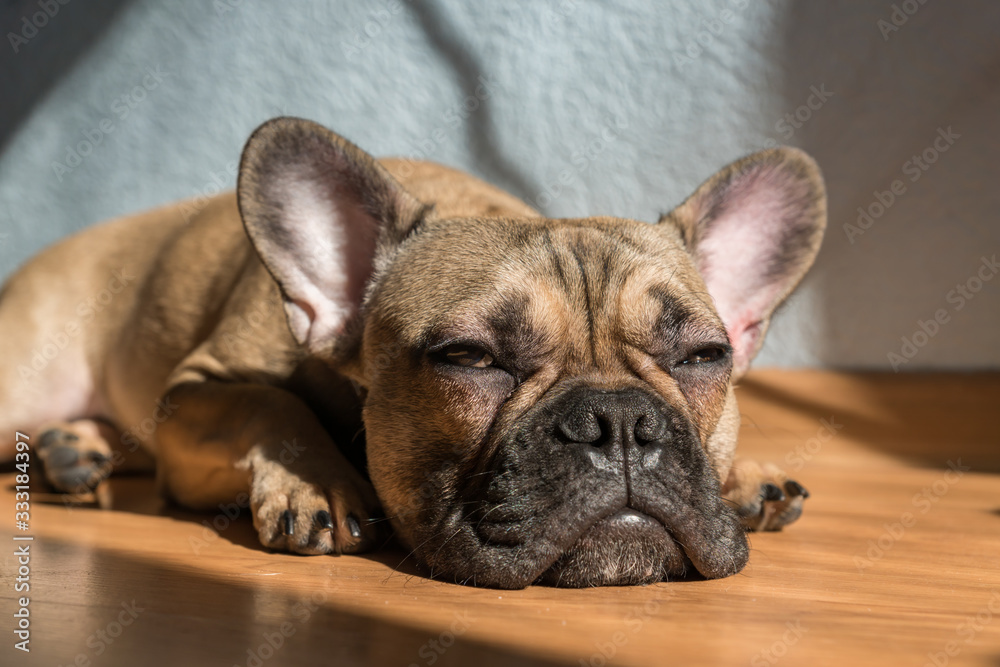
0 119 825 587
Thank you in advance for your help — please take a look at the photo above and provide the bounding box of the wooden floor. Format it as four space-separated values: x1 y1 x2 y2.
3 370 999 666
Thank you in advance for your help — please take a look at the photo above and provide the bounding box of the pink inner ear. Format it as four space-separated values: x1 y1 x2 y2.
694 167 807 371
264 170 380 349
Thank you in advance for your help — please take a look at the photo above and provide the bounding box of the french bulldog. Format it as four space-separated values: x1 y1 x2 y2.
0 117 825 588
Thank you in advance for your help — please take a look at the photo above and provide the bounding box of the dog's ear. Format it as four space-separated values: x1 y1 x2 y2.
238 117 426 352
661 147 826 378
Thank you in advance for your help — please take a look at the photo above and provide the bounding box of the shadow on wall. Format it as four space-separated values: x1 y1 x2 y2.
0 0 137 156
778 2 1000 370
404 0 536 200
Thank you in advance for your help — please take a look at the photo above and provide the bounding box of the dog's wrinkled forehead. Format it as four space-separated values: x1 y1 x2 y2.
371 216 727 362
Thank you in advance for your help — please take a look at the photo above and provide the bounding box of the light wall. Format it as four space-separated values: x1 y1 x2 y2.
1 0 997 370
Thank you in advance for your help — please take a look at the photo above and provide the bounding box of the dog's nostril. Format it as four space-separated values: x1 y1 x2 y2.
592 417 611 446
556 411 604 445
634 413 667 445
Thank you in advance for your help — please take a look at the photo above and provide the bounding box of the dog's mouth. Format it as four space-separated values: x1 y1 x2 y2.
411 488 748 589
536 508 687 587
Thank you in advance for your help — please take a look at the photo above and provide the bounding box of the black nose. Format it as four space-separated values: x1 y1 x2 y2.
554 388 670 453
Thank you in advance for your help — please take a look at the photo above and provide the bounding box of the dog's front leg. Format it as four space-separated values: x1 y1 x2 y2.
156 381 381 554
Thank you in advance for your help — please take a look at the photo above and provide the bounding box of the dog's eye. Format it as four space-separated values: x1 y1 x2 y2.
441 345 495 369
681 346 729 365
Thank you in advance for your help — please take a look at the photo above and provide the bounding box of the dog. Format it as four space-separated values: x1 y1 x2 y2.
0 117 825 588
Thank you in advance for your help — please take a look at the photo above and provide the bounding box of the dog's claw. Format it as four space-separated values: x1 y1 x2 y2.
762 482 785 502
315 510 334 531
247 438 381 555
346 514 361 539
723 460 809 532
784 480 809 499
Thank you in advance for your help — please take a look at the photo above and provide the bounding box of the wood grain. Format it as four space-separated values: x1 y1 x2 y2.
2 370 999 666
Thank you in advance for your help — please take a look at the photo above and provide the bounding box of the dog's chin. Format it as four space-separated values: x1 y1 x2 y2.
536 509 688 587
411 493 748 589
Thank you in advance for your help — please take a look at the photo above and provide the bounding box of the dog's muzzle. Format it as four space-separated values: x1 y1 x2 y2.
418 386 749 588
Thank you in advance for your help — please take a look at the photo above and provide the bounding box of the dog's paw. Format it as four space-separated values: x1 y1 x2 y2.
35 424 114 496
246 448 382 556
721 458 809 532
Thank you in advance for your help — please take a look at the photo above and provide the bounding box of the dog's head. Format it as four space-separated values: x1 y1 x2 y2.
238 118 825 588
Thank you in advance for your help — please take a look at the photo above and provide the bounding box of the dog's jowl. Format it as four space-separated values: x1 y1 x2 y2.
0 117 825 588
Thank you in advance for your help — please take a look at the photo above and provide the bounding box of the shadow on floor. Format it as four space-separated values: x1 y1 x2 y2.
32 535 570 667
738 372 1000 472
23 473 434 584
